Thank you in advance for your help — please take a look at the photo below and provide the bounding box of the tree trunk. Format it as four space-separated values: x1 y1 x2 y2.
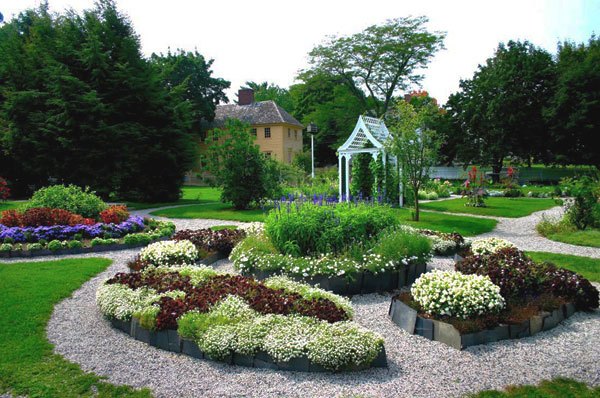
413 185 420 221
491 159 503 184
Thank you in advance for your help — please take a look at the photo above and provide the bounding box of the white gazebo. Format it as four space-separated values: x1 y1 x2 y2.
337 115 402 206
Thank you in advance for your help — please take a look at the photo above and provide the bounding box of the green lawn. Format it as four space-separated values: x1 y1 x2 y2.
125 186 221 210
150 202 267 222
0 201 25 212
0 258 150 398
543 229 600 248
472 378 600 397
527 252 600 282
395 208 497 236
420 197 558 218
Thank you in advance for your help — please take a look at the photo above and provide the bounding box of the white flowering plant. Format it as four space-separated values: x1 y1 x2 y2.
411 270 505 319
139 240 198 266
471 238 515 256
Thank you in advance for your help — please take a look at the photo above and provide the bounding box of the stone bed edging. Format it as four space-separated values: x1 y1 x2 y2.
388 297 577 350
108 317 387 372
246 262 427 295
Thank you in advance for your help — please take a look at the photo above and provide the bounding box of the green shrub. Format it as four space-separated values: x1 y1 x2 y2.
67 240 83 249
0 243 13 252
426 192 438 200
265 202 398 256
91 237 119 247
25 184 107 218
27 243 44 251
124 233 153 246
47 240 65 251
503 188 522 197
3 237 15 244
536 216 574 236
38 238 48 246
371 228 432 264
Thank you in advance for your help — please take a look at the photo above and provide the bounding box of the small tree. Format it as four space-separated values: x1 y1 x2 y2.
203 119 279 209
386 101 440 221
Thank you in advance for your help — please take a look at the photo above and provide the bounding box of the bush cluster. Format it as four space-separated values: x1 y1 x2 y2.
456 247 599 310
24 185 107 219
0 207 95 227
173 228 246 255
411 270 505 318
139 240 199 267
265 202 399 256
99 205 130 224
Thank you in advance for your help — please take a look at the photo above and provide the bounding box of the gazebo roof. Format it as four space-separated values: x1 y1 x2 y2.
338 115 391 152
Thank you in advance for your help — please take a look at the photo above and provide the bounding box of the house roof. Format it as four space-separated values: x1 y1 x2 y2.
213 100 303 128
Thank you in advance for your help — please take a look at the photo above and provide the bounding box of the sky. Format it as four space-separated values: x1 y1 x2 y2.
1 0 599 104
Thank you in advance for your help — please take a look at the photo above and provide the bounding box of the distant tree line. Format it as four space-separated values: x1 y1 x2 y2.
249 28 597 173
0 0 229 201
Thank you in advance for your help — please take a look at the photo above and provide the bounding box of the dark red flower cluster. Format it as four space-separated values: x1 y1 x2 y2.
99 205 130 224
0 207 95 227
456 247 598 310
173 228 246 255
107 271 350 330
0 177 10 201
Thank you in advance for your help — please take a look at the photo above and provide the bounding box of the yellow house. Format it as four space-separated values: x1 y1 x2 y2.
211 89 304 164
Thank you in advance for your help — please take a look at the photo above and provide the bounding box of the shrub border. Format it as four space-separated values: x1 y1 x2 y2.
245 262 427 296
0 236 175 259
388 296 577 350
108 317 387 372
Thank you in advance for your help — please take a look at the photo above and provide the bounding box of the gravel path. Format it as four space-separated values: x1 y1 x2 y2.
45 253 600 398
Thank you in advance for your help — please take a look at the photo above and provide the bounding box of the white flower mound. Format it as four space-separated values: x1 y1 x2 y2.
139 240 198 266
411 270 505 319
470 237 515 256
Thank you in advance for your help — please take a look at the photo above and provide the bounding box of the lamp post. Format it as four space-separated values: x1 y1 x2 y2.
306 122 318 179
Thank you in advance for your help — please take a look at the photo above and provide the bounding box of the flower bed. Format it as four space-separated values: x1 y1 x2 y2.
173 228 246 256
0 217 175 258
231 219 432 295
97 265 386 372
388 244 599 349
399 225 470 256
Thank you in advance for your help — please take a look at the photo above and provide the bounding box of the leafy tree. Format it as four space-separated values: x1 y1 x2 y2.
241 81 294 113
203 119 280 209
350 152 375 199
307 17 445 117
546 36 600 169
289 71 368 165
0 1 224 201
444 40 555 180
386 100 440 221
150 49 230 128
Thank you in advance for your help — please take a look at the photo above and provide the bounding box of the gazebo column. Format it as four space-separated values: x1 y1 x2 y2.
345 154 352 201
338 155 343 202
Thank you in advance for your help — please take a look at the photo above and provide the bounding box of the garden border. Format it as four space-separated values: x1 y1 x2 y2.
388 296 577 350
245 262 427 295
108 317 387 372
0 236 172 259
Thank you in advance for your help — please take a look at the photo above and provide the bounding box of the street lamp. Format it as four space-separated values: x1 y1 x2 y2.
306 122 318 179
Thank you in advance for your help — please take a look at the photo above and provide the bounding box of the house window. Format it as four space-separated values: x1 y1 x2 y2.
288 128 291 138
294 130 298 140
287 149 292 163
251 128 257 136
264 127 271 138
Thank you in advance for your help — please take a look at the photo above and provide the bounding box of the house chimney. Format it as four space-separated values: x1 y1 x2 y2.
238 88 254 105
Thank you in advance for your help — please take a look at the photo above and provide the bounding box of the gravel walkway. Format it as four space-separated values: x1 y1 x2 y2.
45 253 600 398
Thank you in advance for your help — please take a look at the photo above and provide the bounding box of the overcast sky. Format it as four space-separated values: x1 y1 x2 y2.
2 0 599 104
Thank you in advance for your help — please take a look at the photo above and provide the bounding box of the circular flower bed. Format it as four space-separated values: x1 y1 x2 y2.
231 203 432 294
97 265 386 371
389 242 599 349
